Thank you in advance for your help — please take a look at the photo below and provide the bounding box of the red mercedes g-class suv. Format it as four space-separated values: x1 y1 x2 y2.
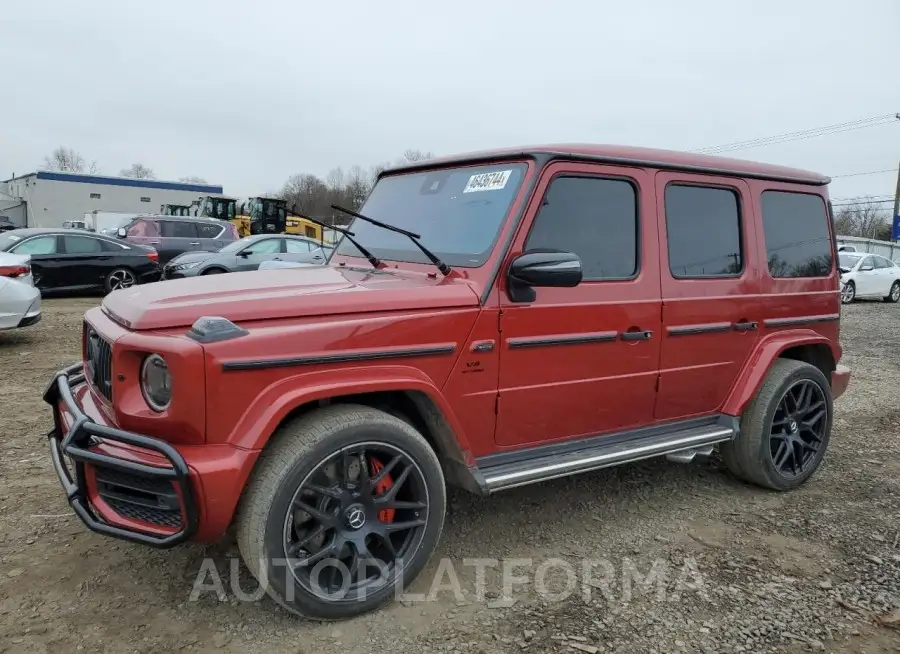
45 144 850 620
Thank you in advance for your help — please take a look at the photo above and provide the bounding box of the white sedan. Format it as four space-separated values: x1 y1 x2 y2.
0 252 41 330
839 252 900 304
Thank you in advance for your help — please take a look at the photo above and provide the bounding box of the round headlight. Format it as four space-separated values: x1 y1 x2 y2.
141 354 172 412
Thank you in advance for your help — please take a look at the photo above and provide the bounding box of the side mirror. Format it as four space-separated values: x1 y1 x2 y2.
117 227 127 238
507 250 582 302
238 250 251 258
860 265 874 272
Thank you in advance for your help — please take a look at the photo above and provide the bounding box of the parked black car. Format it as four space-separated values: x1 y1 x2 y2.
0 228 161 294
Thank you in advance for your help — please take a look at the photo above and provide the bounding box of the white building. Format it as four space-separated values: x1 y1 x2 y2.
1 171 224 228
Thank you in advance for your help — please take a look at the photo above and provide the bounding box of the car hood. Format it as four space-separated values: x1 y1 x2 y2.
102 265 480 330
168 250 219 265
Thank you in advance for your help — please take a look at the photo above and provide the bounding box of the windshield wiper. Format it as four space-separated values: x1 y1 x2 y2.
288 206 381 269
330 204 451 276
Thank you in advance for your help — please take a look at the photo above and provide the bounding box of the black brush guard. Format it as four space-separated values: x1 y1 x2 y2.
43 362 198 548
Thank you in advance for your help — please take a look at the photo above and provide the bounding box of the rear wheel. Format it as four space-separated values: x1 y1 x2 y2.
235 405 446 620
883 281 900 303
105 268 136 293
721 359 832 491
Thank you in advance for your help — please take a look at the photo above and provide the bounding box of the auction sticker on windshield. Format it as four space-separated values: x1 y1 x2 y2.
463 170 512 193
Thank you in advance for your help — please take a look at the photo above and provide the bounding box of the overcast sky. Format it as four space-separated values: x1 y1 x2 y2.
3 0 898 202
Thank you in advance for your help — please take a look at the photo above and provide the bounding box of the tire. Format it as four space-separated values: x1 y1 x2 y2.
841 280 855 304
105 268 136 293
720 359 833 491
235 404 446 620
883 281 900 303
201 267 226 275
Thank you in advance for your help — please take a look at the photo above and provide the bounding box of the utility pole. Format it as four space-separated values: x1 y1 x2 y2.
894 158 900 242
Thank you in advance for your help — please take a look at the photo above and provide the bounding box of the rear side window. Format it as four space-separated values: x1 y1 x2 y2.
665 184 742 278
13 235 57 255
525 176 638 280
286 239 312 253
127 219 160 237
761 191 833 278
162 221 198 238
196 222 223 238
64 235 102 253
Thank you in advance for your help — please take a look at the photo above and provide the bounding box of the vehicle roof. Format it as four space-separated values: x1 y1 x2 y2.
383 143 830 186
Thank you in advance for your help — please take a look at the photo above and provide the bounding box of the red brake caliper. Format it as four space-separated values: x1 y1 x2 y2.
369 457 396 524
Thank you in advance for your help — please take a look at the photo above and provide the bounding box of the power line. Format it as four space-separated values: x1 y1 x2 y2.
830 168 895 179
692 113 899 155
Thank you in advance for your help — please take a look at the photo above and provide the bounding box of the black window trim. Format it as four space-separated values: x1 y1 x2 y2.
522 171 642 283
664 180 745 280
760 189 834 280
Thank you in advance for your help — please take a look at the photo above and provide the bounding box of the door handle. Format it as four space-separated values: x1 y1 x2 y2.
620 330 653 341
189 241 200 246
147 240 160 245
732 321 758 332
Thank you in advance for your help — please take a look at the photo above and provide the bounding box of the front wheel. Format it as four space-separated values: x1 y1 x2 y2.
841 281 855 304
235 405 446 620
883 281 900 303
720 359 833 491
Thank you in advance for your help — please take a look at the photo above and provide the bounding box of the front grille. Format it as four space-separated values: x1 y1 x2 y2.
95 468 182 529
85 323 113 402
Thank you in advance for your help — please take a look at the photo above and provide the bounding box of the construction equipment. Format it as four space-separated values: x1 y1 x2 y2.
234 197 324 241
160 204 193 216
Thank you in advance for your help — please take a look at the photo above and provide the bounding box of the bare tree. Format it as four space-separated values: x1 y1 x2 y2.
40 146 99 173
833 197 891 239
178 176 208 184
120 163 155 179
401 149 434 163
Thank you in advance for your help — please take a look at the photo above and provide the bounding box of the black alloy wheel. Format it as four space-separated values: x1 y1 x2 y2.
283 442 430 601
768 379 828 479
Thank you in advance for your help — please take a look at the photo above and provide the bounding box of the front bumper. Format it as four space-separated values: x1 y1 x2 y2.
43 362 198 548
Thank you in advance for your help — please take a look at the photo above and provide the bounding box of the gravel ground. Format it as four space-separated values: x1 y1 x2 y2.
0 297 899 653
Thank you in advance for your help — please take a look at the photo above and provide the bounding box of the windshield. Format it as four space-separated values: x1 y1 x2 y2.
838 253 862 269
335 163 528 267
0 232 24 250
218 236 258 254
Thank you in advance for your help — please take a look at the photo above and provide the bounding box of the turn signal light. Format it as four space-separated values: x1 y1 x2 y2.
0 264 30 278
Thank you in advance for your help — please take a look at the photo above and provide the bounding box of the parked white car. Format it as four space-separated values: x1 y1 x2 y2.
839 252 900 304
0 252 41 330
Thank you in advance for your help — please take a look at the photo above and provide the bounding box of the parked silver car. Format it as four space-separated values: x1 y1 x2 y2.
162 233 332 278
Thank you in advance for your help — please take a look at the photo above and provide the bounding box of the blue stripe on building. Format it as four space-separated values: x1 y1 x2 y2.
34 171 223 194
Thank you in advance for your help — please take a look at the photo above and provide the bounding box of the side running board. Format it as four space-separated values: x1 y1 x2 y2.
479 419 736 493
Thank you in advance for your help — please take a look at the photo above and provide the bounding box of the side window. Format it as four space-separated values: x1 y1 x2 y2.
13 235 57 255
161 221 199 238
525 176 638 280
874 256 891 269
64 235 102 253
286 239 312 253
246 238 282 254
761 191 833 278
127 219 160 237
196 222 223 239
665 184 742 278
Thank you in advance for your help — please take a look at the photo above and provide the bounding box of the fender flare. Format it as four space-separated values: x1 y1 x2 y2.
225 363 475 465
722 329 836 416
